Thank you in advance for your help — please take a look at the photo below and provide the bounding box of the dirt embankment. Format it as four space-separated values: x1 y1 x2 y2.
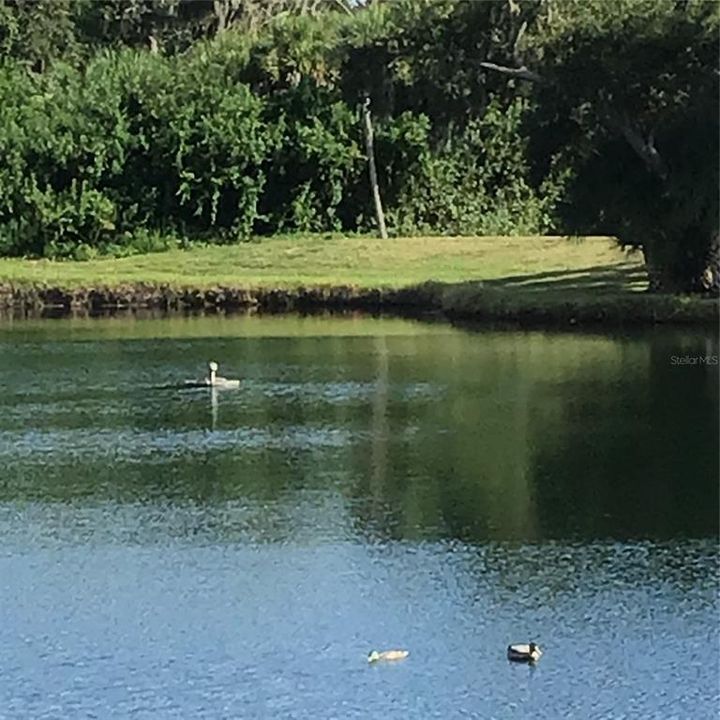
0 282 716 327
0 283 439 314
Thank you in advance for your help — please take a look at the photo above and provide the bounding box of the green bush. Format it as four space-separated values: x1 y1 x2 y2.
380 99 555 236
0 7 559 257
260 86 364 233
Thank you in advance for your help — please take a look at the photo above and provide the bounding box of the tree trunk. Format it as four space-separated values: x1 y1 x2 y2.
701 231 720 296
362 98 388 240
642 228 719 295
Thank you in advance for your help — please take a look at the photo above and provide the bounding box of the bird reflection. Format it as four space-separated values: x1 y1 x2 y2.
210 386 218 430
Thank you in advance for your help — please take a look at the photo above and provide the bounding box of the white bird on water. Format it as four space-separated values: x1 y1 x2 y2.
205 361 240 388
185 361 240 388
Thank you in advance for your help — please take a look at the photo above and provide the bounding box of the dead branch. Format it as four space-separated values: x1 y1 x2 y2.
478 61 543 83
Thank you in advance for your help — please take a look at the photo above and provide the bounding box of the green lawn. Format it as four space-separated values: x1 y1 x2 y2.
0 234 648 292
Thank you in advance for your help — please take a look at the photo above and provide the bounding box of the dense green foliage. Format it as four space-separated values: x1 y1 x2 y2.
0 0 717 291
520 0 719 292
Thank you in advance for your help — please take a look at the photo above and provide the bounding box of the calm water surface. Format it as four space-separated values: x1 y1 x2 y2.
0 314 717 719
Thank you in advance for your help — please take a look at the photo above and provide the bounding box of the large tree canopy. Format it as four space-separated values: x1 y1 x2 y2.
484 0 719 292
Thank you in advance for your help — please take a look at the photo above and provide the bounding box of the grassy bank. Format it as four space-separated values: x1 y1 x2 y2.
0 235 645 290
0 235 716 326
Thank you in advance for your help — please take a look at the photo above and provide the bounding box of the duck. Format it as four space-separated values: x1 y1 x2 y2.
205 361 240 388
183 361 240 389
367 649 409 663
507 642 542 663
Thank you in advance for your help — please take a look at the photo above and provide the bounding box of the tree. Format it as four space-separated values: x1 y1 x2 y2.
0 0 83 69
482 0 720 293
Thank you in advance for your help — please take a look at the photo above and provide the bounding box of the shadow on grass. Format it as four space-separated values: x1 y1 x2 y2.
482 262 648 294
434 260 718 327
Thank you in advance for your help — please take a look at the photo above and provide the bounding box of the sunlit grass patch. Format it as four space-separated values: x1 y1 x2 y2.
0 234 646 292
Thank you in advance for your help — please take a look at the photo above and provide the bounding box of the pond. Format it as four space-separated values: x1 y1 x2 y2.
0 313 717 719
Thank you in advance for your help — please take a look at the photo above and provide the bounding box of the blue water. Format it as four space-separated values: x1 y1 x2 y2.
0 314 717 719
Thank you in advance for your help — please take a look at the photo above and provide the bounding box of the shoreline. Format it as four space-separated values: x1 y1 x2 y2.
0 282 717 328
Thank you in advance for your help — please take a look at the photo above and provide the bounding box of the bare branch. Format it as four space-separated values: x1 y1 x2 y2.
619 122 669 181
478 61 544 83
603 103 669 181
331 0 354 14
512 20 528 66
213 0 228 34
